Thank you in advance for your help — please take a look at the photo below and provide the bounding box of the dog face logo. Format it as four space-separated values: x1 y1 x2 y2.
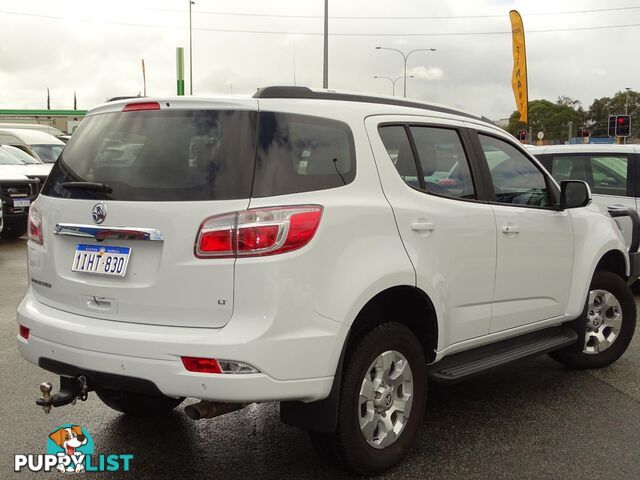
49 426 87 456
47 425 93 473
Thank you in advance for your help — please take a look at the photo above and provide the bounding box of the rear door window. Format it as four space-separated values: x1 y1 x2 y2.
409 126 476 199
42 110 258 201
251 112 355 197
549 154 630 196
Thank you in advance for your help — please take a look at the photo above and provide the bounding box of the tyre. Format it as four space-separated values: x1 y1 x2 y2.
95 388 184 417
0 226 27 239
309 323 427 476
550 270 636 369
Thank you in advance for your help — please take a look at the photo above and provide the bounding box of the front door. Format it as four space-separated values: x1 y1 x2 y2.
474 132 574 332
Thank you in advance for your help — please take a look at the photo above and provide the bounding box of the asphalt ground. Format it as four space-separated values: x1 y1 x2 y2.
1 237 639 479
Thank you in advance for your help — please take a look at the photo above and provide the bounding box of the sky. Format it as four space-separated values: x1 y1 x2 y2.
0 0 638 120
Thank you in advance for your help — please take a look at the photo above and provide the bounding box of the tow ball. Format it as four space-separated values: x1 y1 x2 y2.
36 375 90 414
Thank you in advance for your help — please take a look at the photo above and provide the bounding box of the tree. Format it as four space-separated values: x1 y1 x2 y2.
587 90 639 139
507 99 584 142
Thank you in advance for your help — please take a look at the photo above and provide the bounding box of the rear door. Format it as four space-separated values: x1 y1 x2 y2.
32 100 258 328
367 116 497 347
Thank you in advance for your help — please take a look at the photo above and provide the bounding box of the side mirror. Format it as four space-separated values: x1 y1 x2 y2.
560 180 591 209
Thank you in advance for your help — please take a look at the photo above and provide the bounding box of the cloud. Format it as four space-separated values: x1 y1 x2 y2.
0 0 637 120
408 66 445 81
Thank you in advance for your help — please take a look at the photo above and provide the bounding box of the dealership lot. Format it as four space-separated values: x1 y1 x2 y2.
1 238 639 479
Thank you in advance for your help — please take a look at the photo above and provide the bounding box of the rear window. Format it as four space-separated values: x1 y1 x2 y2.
42 110 258 201
252 112 355 197
42 109 355 201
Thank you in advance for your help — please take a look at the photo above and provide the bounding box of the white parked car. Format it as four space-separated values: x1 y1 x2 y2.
0 128 65 163
17 88 638 475
0 144 52 187
530 144 640 246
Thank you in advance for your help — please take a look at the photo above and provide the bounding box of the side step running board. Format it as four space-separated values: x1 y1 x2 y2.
429 326 578 384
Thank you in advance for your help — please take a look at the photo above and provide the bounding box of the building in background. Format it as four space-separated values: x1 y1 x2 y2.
0 109 87 134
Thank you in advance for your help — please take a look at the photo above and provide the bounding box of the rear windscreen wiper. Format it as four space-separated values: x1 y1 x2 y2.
60 182 114 194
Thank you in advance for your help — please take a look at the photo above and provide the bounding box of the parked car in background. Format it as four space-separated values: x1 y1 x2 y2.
530 144 640 246
0 169 38 239
0 145 51 189
0 128 65 163
0 123 65 138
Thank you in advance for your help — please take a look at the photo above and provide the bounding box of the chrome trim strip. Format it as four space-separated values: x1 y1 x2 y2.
54 223 164 241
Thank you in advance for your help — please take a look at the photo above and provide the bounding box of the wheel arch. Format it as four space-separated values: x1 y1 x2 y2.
594 249 628 279
280 285 438 433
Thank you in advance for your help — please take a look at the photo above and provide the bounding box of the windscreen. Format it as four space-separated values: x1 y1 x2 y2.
2 145 42 164
32 144 64 163
41 110 258 201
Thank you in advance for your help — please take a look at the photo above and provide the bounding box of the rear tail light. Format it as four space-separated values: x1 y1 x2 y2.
19 325 30 340
195 205 323 258
27 204 43 245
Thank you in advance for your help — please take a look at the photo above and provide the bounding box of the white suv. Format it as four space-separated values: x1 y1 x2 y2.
17 87 638 475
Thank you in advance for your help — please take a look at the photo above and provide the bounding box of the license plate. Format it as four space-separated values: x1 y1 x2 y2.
72 244 131 277
13 198 30 208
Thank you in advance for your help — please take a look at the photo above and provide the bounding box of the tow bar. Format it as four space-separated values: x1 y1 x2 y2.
36 376 90 414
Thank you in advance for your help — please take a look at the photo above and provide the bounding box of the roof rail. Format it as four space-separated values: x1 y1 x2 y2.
253 86 484 121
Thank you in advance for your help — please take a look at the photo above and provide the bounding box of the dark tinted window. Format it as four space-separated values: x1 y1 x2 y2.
410 127 476 199
252 112 355 197
550 154 629 196
378 126 420 189
42 110 257 201
479 134 550 207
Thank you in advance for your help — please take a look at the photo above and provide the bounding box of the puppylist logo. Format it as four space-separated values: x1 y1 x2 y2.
14 424 134 473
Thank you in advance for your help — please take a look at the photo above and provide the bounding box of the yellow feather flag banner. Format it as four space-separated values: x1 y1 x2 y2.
509 10 528 124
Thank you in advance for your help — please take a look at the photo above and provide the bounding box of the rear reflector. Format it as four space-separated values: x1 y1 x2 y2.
122 102 161 112
181 357 223 374
195 205 323 258
181 357 260 374
19 325 29 340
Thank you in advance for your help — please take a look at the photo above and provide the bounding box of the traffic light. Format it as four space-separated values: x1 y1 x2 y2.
608 115 617 137
616 115 631 137
517 130 527 142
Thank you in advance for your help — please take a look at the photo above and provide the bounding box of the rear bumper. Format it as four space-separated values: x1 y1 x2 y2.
17 290 345 403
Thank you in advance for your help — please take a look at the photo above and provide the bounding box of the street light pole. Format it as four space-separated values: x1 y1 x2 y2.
375 47 436 97
189 0 194 95
323 0 328 88
625 87 631 114
374 75 414 96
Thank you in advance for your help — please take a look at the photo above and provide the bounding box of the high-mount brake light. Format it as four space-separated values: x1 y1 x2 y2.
122 102 161 112
195 206 323 258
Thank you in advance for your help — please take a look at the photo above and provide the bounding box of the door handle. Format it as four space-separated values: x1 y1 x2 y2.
502 224 520 234
411 222 435 232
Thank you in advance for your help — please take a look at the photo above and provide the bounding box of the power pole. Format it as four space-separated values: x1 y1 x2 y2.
568 121 573 144
322 0 328 88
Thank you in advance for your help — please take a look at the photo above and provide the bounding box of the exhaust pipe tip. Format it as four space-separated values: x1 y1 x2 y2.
184 401 245 420
184 403 204 420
